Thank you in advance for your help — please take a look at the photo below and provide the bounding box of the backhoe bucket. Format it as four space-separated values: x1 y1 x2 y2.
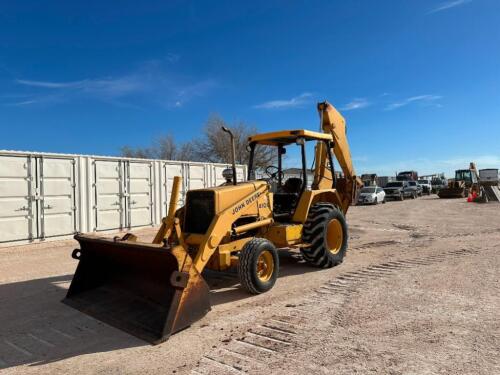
63 234 211 344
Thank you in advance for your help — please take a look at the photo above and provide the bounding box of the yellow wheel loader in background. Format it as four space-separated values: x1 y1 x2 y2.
438 162 480 198
63 101 362 344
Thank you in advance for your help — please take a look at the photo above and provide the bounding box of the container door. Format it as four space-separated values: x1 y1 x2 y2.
38 157 77 238
235 166 245 183
163 162 184 214
125 161 153 228
0 155 36 242
213 165 229 186
93 160 124 231
187 164 207 190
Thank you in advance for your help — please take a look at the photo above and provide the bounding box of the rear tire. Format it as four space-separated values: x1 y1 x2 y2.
301 203 348 268
238 238 279 294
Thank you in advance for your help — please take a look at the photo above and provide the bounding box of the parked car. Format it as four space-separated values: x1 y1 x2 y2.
418 179 432 195
404 181 420 199
384 181 410 201
357 186 386 205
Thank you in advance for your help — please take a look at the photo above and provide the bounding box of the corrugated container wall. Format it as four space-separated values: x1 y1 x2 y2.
0 151 246 246
479 169 499 185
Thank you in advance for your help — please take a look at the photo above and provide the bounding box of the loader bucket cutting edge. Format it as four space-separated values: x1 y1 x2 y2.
438 188 466 199
62 235 211 344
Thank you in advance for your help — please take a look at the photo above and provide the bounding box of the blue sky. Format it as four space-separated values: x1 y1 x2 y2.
1 0 499 176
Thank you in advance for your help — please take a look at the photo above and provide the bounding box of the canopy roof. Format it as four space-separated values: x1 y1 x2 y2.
248 129 332 146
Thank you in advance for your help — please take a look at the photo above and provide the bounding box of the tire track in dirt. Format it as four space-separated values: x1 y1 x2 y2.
189 247 483 374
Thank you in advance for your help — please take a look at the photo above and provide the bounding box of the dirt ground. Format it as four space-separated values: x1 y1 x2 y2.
0 196 499 374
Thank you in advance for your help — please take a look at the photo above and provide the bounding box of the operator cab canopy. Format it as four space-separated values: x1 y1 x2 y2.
248 129 332 146
246 129 338 222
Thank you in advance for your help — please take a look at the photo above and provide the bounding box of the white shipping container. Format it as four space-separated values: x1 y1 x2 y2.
39 156 77 238
479 169 499 183
0 150 246 246
0 155 35 242
126 161 153 228
93 160 124 231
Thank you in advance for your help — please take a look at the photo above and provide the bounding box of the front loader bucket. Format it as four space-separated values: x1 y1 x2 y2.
438 187 466 199
63 234 211 344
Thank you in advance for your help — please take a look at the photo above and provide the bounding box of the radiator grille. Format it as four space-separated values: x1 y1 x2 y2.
184 191 215 234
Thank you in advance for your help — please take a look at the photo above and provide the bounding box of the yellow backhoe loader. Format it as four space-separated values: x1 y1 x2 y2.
438 162 479 198
63 101 362 344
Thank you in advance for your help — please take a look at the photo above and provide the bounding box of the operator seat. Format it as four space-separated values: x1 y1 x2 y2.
273 177 304 221
283 177 303 194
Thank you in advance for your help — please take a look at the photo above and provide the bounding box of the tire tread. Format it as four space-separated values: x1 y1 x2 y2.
238 238 278 294
300 203 348 268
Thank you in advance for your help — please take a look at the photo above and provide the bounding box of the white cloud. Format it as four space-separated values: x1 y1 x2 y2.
254 92 312 110
341 98 370 111
169 79 217 108
17 76 148 99
9 60 215 109
3 93 63 107
4 99 39 106
16 79 83 89
428 0 472 14
385 94 442 111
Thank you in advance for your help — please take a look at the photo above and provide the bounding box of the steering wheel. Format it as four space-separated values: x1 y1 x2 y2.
265 165 284 182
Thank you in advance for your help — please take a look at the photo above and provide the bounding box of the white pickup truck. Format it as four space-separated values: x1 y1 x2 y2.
418 179 432 195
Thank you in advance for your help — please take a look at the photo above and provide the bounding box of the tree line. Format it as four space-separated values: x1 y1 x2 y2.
121 114 275 169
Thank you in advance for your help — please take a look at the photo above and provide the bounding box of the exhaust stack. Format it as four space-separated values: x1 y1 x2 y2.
222 126 237 185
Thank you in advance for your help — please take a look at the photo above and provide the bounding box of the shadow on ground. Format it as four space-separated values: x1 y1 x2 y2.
0 249 317 369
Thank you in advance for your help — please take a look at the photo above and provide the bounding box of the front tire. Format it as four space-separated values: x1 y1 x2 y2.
238 238 279 294
301 203 348 268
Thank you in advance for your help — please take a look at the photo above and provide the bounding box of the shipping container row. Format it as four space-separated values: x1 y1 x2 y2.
0 151 246 246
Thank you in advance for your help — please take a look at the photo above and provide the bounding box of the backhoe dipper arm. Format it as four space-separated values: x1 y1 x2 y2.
313 101 362 211
470 162 480 182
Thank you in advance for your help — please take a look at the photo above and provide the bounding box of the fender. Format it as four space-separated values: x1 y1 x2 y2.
292 189 343 223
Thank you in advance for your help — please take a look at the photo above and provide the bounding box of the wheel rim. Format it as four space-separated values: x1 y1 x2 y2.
326 219 343 254
257 250 274 282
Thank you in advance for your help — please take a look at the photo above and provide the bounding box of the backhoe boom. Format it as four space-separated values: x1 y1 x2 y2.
313 101 362 212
